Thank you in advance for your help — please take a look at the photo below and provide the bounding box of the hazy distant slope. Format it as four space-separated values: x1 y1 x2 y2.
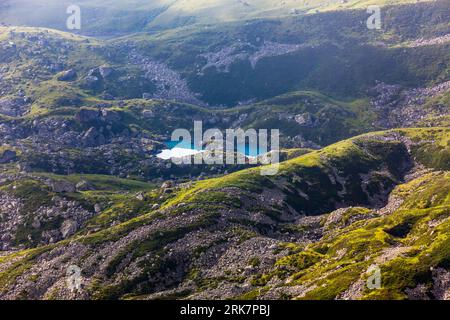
0 0 435 35
0 0 171 35
146 0 434 29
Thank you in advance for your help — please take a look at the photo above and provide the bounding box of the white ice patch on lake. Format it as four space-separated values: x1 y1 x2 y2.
156 148 204 160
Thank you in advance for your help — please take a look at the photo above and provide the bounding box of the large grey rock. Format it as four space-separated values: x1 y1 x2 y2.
161 180 174 189
83 75 100 87
0 97 29 116
99 66 114 78
75 108 100 123
102 93 115 100
49 180 76 193
142 109 154 118
31 218 41 229
295 113 317 127
60 219 78 238
101 109 121 122
94 203 102 213
81 127 106 147
57 69 77 81
0 150 17 164
76 180 95 191
136 192 145 201
88 65 114 79
41 229 61 244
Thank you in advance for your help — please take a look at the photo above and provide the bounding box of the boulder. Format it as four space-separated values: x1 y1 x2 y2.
57 69 77 81
49 180 76 193
76 180 95 191
81 127 106 147
0 97 29 116
60 219 78 238
295 113 317 127
102 93 115 100
83 75 100 87
101 109 121 122
142 109 154 118
89 66 114 79
0 150 17 164
136 192 145 201
94 203 102 213
99 66 114 78
31 219 41 229
75 108 100 123
87 68 99 77
41 230 61 244
161 180 174 189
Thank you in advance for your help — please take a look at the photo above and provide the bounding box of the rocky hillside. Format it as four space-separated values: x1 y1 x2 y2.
0 6 448 181
0 128 448 299
1 1 449 107
0 0 449 300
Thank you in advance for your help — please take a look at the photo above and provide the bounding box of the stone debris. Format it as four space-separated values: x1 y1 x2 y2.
46 180 76 193
0 184 94 250
407 34 450 48
128 50 203 105
370 80 450 128
200 41 302 73
0 97 30 117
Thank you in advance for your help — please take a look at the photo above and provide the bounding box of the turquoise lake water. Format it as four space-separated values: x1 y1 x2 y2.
165 140 264 157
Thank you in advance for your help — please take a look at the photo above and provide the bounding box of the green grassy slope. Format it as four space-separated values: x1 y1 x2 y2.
0 127 448 299
0 0 448 301
0 21 446 157
238 170 450 300
0 0 436 34
2 1 449 108
121 1 450 105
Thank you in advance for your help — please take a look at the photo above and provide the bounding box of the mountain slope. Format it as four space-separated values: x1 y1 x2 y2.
0 0 449 301
0 128 448 299
0 19 448 180
2 0 449 108
0 0 436 34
